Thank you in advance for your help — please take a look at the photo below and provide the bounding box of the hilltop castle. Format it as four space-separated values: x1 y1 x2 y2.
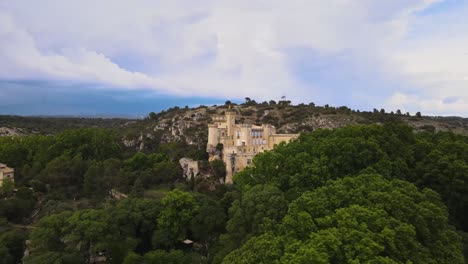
206 109 299 183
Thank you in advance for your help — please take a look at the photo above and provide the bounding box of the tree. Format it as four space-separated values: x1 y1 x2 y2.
0 244 13 264
153 190 198 248
0 229 27 264
83 162 109 200
226 185 288 243
64 209 113 263
141 250 189 264
29 211 72 256
0 179 14 197
224 174 465 264
131 178 144 198
122 252 142 264
210 160 226 180
216 143 224 151
416 111 422 118
109 198 160 253
41 154 88 198
152 161 181 184
222 233 283 264
190 195 227 249
149 112 158 121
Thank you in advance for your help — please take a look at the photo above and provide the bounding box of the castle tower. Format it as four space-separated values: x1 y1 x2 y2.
207 124 219 151
225 110 236 146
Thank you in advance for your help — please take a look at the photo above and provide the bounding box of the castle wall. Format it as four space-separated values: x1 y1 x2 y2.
267 134 299 149
223 151 256 184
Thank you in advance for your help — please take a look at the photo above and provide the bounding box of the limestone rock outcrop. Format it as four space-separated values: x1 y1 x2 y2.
179 158 199 180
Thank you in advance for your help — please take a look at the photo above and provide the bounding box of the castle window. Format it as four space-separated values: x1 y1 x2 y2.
247 159 252 165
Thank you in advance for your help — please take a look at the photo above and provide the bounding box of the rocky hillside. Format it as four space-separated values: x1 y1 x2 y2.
120 101 468 152
2 101 467 153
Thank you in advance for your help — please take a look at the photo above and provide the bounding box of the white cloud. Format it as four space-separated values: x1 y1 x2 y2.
0 12 167 90
384 2 468 115
0 0 467 115
388 92 468 116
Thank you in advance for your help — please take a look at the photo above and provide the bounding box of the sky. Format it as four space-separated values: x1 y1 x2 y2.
0 0 467 117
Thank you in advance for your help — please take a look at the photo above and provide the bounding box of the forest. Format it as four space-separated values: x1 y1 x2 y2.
0 122 467 263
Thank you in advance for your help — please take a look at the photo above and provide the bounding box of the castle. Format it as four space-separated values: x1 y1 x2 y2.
206 109 299 183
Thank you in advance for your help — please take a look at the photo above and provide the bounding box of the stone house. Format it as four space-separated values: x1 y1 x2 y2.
0 163 14 186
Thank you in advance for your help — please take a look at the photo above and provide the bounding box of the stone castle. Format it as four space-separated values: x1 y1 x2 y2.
206 109 299 183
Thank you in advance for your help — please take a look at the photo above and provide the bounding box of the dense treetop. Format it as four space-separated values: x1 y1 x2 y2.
0 120 467 263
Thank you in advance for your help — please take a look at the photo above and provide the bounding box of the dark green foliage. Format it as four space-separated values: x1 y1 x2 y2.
213 185 288 262
0 229 27 264
215 143 223 151
229 124 467 263
48 128 121 161
123 249 190 264
153 190 198 248
149 112 158 120
0 187 36 222
0 115 132 135
1 113 467 263
240 109 254 116
224 174 464 264
210 160 226 180
191 195 226 239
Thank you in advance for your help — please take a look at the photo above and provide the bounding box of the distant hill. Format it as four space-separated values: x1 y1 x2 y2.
118 101 468 151
0 115 137 135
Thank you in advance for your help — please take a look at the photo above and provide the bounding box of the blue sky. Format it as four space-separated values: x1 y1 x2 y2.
0 0 467 116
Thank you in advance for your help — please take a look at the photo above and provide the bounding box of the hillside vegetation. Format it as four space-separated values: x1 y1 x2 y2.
2 100 467 148
121 100 468 153
0 101 467 263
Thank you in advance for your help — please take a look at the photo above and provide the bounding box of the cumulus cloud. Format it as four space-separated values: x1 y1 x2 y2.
0 0 467 115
